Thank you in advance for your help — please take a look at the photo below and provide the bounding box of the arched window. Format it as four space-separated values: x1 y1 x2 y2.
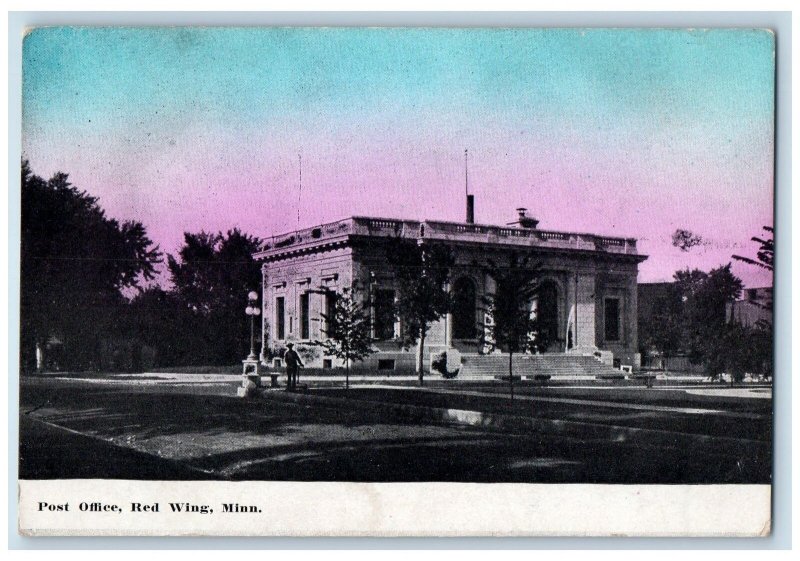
452 277 477 340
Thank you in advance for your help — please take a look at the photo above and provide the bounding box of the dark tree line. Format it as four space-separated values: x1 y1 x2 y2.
21 161 159 371
156 228 262 365
112 229 263 368
21 161 262 371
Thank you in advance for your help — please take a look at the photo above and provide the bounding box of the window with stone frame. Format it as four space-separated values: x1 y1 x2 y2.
275 296 285 340
373 288 396 341
604 297 621 342
300 292 310 339
324 291 338 335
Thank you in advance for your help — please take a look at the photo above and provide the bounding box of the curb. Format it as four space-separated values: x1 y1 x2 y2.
261 390 771 457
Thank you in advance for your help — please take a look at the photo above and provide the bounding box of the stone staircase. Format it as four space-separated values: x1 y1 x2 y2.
458 353 625 380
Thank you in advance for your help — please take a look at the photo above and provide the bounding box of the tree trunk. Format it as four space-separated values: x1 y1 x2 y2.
345 360 350 390
508 350 514 402
417 329 426 386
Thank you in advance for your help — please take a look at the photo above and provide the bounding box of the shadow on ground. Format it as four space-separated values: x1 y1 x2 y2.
19 379 771 484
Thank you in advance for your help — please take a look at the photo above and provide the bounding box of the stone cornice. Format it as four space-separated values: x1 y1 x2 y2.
253 216 647 264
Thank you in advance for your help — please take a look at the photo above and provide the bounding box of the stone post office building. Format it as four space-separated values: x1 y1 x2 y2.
254 209 647 375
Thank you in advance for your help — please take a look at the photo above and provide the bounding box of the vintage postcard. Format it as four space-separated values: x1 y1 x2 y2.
18 27 774 537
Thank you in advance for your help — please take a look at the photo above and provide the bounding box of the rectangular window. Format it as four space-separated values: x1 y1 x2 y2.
374 289 395 341
325 291 338 335
300 292 310 339
275 297 285 340
604 298 620 342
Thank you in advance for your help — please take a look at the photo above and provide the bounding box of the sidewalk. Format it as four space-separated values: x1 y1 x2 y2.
355 385 770 420
266 388 771 455
33 370 773 388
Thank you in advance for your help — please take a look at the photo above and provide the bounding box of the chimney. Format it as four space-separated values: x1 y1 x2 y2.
515 207 539 229
466 195 475 224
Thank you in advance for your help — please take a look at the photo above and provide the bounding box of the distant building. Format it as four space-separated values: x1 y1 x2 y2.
727 286 773 327
254 207 647 373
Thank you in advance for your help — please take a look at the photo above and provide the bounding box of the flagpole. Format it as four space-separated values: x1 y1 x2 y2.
297 153 302 229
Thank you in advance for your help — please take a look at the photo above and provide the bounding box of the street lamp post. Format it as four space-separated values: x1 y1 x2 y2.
238 290 263 398
245 291 261 361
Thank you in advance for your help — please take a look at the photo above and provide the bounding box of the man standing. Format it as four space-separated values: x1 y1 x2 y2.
283 343 304 390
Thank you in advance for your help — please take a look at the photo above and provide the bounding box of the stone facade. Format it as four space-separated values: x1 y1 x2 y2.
254 216 647 372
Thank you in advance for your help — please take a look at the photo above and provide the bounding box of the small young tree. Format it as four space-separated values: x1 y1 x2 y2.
480 254 548 401
386 238 454 386
313 287 376 390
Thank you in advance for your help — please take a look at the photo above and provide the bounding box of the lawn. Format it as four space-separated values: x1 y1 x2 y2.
312 385 772 442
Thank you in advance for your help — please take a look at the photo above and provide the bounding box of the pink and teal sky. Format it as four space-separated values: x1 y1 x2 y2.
22 27 774 287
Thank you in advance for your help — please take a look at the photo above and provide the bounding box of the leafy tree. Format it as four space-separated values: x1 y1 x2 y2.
694 264 744 325
679 264 743 379
673 268 709 300
479 254 548 401
749 319 773 380
704 321 767 384
312 286 376 390
638 283 684 362
167 228 263 364
126 287 195 367
385 238 454 385
21 160 160 371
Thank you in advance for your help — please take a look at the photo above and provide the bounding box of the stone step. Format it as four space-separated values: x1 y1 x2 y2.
458 353 623 379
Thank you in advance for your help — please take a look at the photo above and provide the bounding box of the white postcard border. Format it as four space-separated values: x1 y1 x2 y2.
19 480 771 537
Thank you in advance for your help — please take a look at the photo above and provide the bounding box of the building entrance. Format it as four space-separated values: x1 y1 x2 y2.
536 280 560 352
